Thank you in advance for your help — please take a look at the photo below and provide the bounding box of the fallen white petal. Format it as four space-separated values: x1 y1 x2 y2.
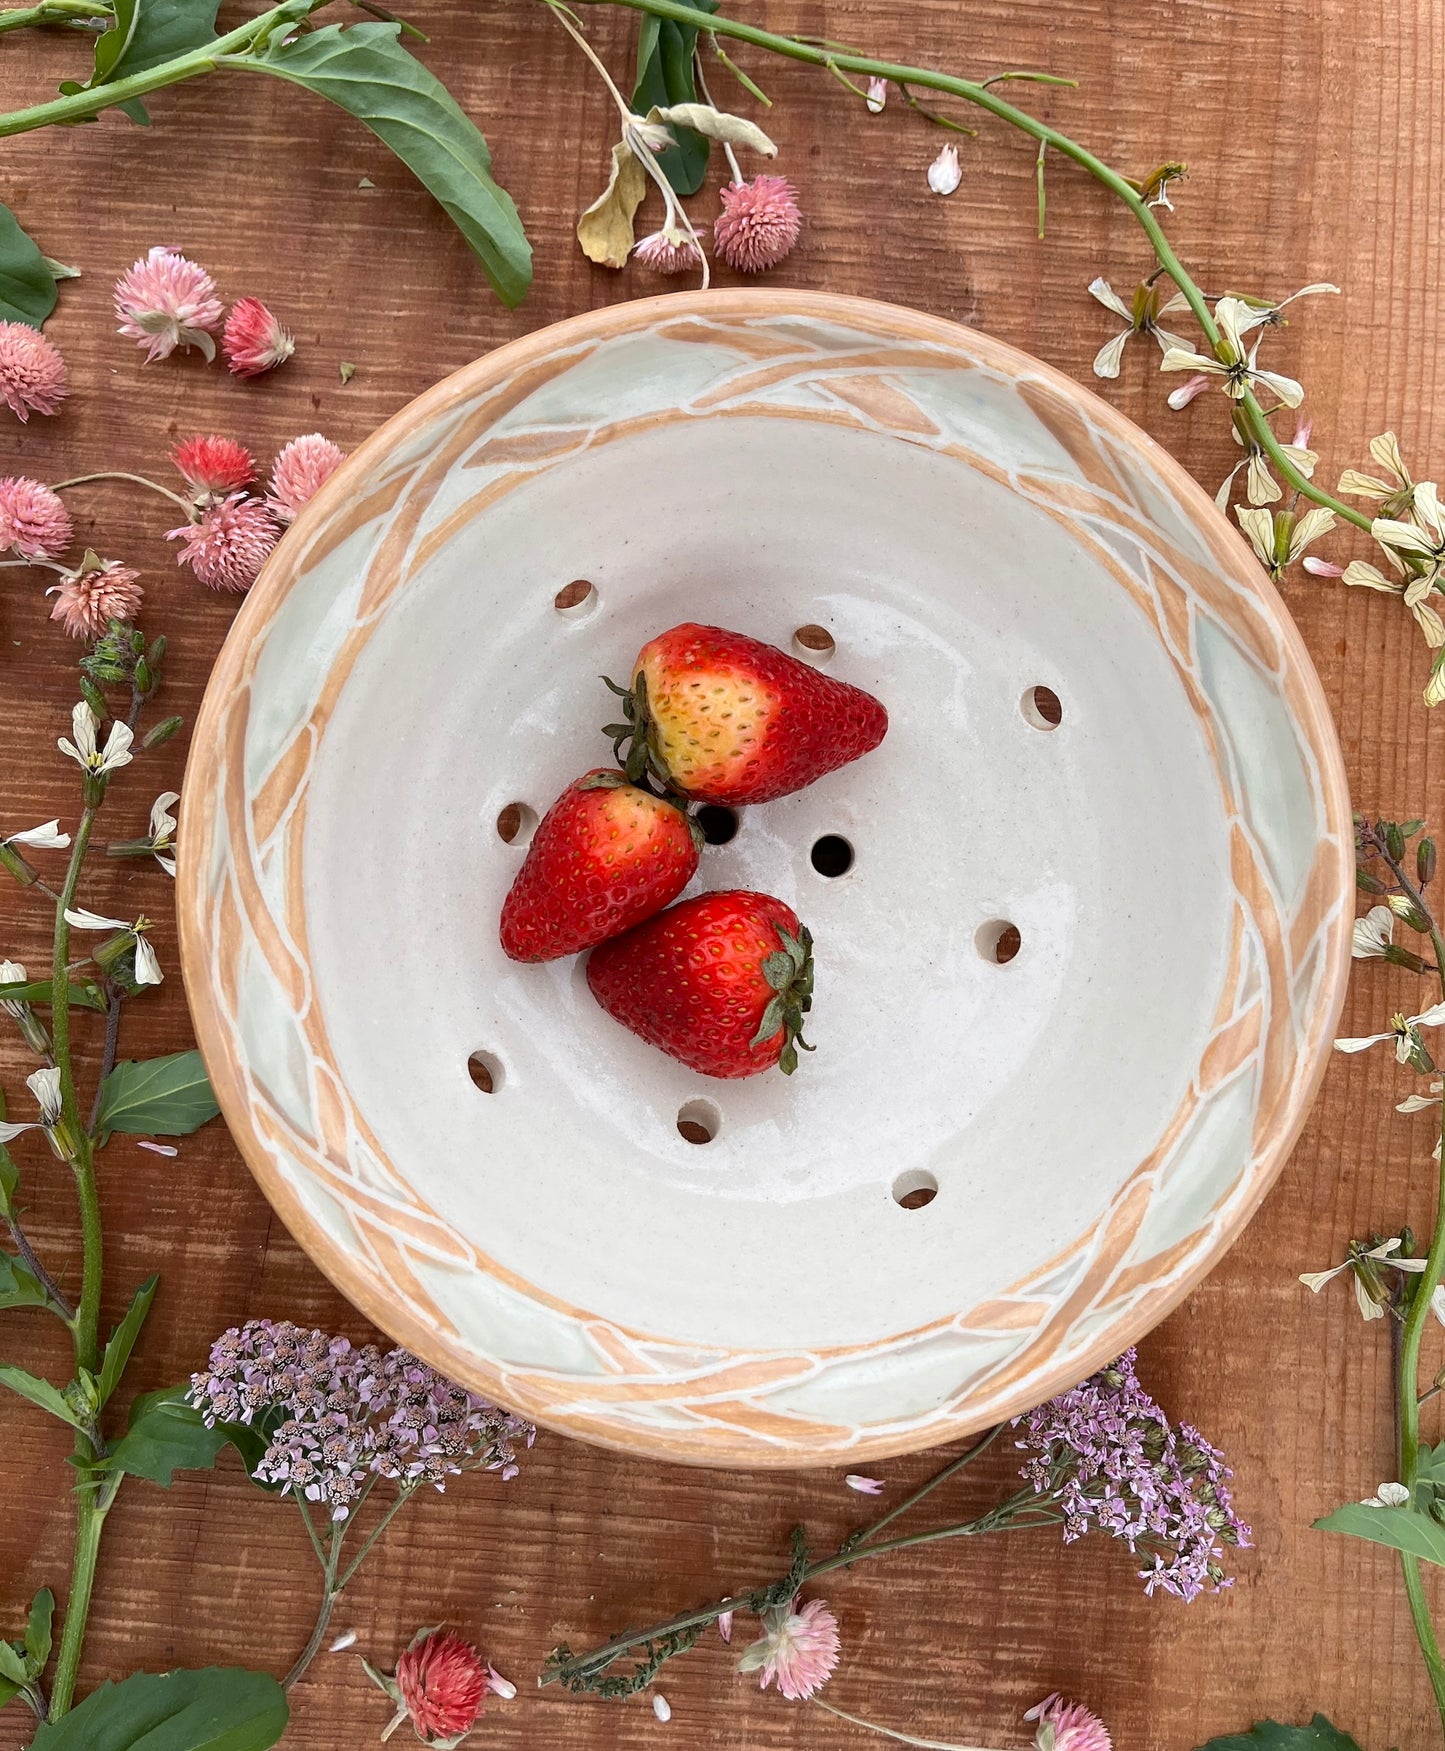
845 1473 885 1494
652 1694 671 1723
486 1665 517 1701
927 144 961 195
865 76 887 113
136 1140 179 1157
328 1629 358 1652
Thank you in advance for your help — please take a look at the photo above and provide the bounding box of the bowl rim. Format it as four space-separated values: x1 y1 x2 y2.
177 287 1353 1467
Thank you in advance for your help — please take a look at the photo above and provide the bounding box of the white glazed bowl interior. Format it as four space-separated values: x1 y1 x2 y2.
180 293 1351 1466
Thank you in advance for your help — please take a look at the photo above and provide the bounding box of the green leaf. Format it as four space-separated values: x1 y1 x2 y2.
26 1589 54 1672
0 1639 28 1686
1192 1715 1365 1750
106 1386 229 1486
0 1362 88 1431
1314 1498 1445 1566
631 0 718 196
98 1275 158 1405
0 977 109 1012
85 0 220 88
0 1253 54 1312
233 23 530 307
97 1051 219 1138
30 1666 288 1751
0 201 58 328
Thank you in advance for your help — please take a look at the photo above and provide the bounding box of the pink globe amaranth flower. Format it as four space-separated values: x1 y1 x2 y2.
0 476 73 561
736 1596 840 1701
170 435 256 499
114 246 224 362
267 433 345 524
633 228 704 276
223 296 295 378
713 176 802 273
168 493 279 593
48 557 144 640
0 321 68 422
376 1627 489 1745
1025 1693 1112 1751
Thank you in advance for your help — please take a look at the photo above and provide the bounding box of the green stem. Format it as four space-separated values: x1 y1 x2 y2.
50 472 193 515
0 0 110 34
335 1484 415 1591
846 1424 1001 1549
49 1485 108 1716
542 1487 1053 1688
589 0 1373 533
285 1520 344 1690
0 1 312 136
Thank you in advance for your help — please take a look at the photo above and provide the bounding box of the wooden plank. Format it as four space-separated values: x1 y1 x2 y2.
1 1 1442 1745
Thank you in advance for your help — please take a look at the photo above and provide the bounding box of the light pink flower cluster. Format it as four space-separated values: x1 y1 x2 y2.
0 320 68 422
1025 1693 1112 1751
713 177 802 273
186 1318 535 1521
736 1596 840 1701
166 430 343 590
49 558 143 640
113 246 293 378
0 476 72 561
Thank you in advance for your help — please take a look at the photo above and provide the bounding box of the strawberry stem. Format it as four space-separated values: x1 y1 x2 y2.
754 925 815 1074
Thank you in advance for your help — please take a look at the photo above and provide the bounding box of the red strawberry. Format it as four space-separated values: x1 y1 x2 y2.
603 623 887 805
586 890 814 1079
499 770 701 963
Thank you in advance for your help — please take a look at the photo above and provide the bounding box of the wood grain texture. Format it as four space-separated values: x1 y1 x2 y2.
1 1 1442 1745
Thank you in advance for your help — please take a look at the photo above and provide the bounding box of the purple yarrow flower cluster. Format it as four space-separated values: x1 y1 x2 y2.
1013 1346 1251 1602
187 1320 534 1521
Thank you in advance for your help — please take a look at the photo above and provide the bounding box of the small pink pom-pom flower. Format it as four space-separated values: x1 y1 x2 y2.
222 297 295 378
1024 1693 1112 1751
713 176 801 274
48 558 144 639
114 246 224 362
170 435 256 500
267 433 344 524
168 493 279 593
363 1626 509 1744
633 228 704 276
736 1596 840 1702
0 321 69 422
0 476 73 561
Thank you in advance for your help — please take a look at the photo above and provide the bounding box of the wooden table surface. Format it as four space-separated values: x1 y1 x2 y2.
3 2 1443 1746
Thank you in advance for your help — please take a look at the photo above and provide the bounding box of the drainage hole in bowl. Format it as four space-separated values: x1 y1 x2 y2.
893 1168 938 1209
677 1099 721 1144
697 804 739 846
496 802 539 847
810 834 854 877
554 579 599 618
1021 684 1063 730
792 624 836 665
976 919 1022 964
468 1051 504 1094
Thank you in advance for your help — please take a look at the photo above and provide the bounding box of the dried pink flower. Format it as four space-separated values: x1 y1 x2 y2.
736 1597 839 1701
366 1626 489 1745
48 558 144 639
223 297 295 378
0 476 73 561
114 246 224 362
713 176 801 273
170 435 256 499
1024 1693 1112 1751
0 321 68 422
716 1610 733 1644
168 493 279 593
633 228 704 276
267 433 345 524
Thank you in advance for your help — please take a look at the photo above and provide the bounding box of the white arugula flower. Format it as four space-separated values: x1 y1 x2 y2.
57 702 134 778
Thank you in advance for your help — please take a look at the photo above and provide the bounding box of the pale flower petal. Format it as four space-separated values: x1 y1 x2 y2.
133 935 163 986
1353 1274 1385 1320
0 1118 41 1142
1352 905 1395 959
865 76 887 113
845 1473 885 1495
1334 1030 1395 1053
927 144 961 195
26 1064 62 1120
97 720 135 774
1086 275 1132 321
1245 451 1281 506
1250 363 1306 409
149 790 180 839
4 819 70 849
1091 329 1130 380
1299 1262 1350 1292
64 906 129 931
1160 346 1221 376
1341 559 1403 593
1362 1481 1411 1507
652 1693 671 1723
1168 372 1213 411
1235 505 1276 567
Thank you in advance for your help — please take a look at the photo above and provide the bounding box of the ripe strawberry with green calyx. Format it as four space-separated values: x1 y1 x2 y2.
585 889 815 1079
499 769 702 963
602 622 887 806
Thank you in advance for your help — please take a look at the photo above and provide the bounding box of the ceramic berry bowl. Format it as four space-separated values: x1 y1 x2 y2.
178 290 1352 1469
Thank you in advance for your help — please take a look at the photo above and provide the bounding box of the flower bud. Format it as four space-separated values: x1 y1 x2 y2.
0 841 38 888
79 677 107 718
1420 839 1437 888
143 714 184 749
1356 868 1387 895
145 634 167 672
1385 821 1407 861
